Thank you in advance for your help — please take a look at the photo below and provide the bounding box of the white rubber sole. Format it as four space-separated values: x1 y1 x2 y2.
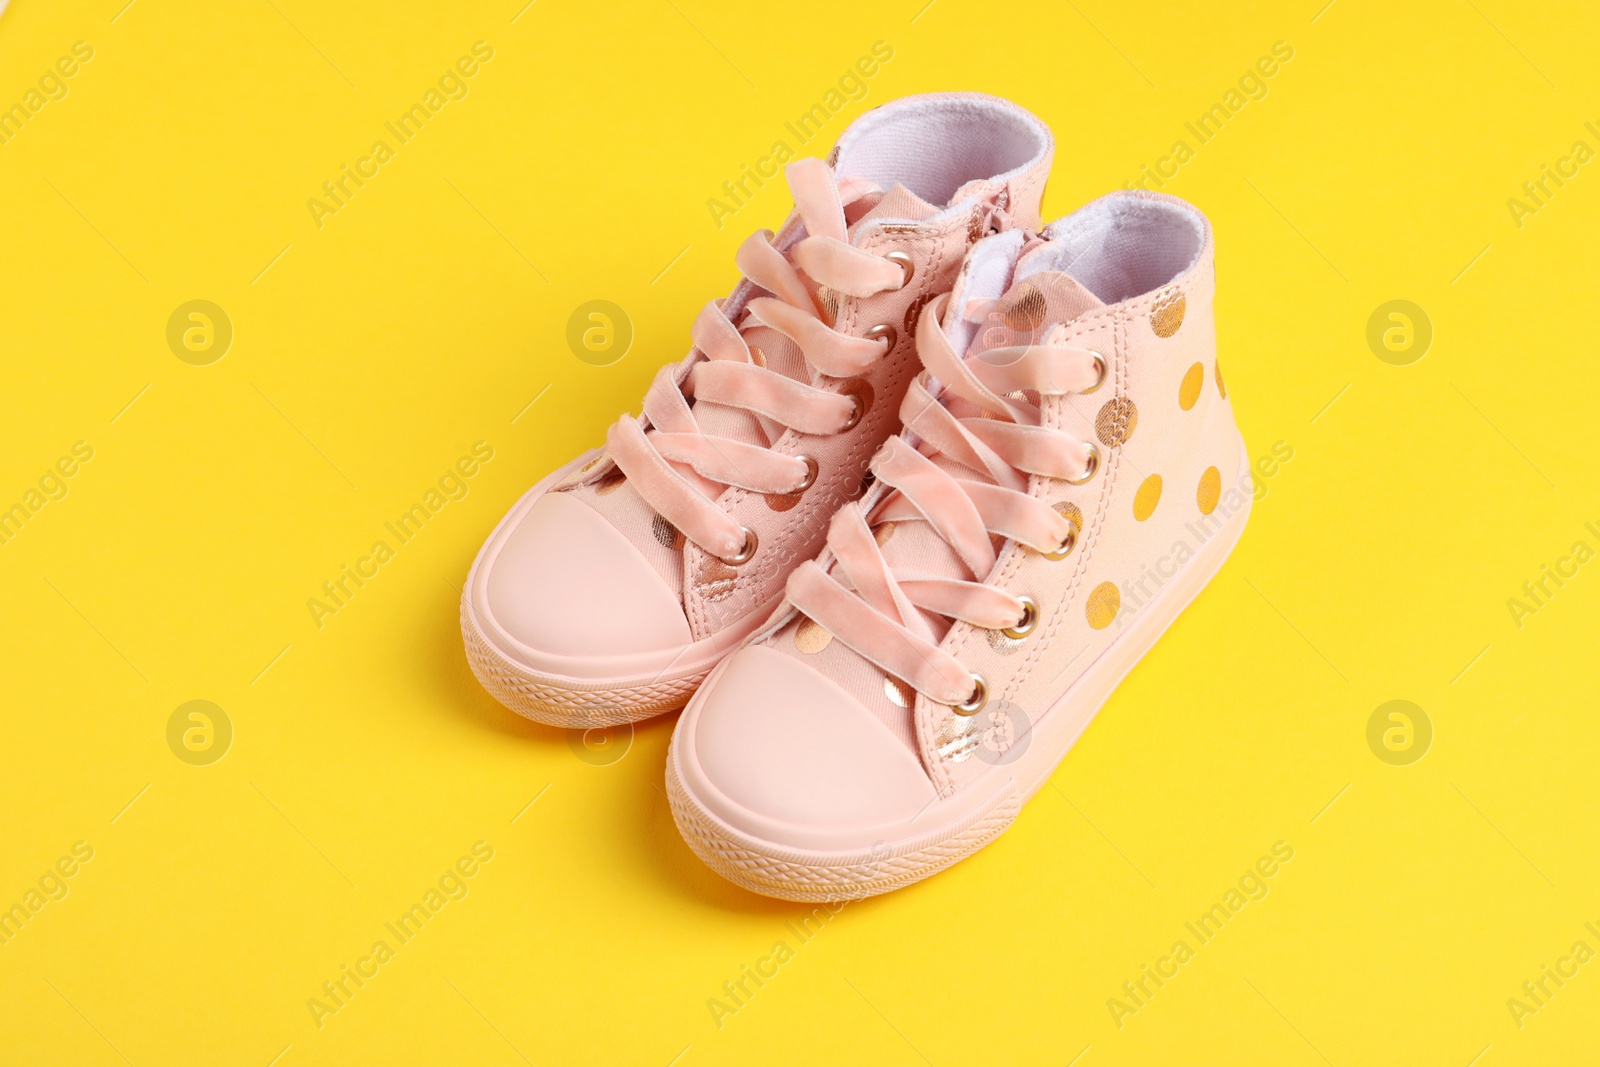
669 457 1253 900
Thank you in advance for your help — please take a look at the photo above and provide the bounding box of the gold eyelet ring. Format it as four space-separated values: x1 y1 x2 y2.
954 674 989 716
884 250 915 288
718 527 758 565
1000 596 1039 640
836 378 873 434
863 323 898 353
839 394 864 432
1082 351 1109 394
1066 443 1101 485
1041 526 1076 561
792 454 819 493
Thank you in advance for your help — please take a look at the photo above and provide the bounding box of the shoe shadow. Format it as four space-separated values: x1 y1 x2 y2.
423 576 824 920
606 713 798 919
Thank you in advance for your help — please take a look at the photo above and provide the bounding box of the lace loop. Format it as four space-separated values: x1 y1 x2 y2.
602 160 911 561
785 294 1103 705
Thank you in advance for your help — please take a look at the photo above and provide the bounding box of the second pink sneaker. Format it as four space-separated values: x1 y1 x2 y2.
463 94 1053 727
669 191 1251 899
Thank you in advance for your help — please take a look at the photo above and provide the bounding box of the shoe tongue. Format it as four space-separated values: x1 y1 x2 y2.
866 265 1107 646
845 181 943 236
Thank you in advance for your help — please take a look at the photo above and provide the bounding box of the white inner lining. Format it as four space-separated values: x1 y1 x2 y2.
1032 197 1207 304
834 96 1050 207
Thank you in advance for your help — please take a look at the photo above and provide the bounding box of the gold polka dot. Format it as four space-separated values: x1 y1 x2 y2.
1197 466 1221 515
1179 363 1204 411
1000 281 1047 331
1051 501 1083 531
1215 360 1227 399
872 522 896 547
794 615 833 654
651 514 682 548
1096 397 1138 447
1086 582 1121 630
986 627 1024 655
966 207 986 244
816 286 841 327
883 675 914 707
1134 475 1162 521
696 558 737 601
1151 291 1185 337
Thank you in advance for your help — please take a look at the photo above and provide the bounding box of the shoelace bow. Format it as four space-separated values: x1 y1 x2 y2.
786 293 1105 708
605 158 914 563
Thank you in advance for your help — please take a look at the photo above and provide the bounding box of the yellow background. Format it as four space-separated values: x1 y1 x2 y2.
2 0 1597 1063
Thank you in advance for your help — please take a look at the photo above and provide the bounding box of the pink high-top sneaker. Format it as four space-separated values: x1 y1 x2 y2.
668 191 1251 899
463 94 1054 727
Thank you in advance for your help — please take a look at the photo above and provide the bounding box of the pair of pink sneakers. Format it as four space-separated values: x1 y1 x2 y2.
462 94 1250 901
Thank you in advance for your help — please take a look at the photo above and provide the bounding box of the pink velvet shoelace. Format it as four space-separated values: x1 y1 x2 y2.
786 295 1105 709
605 159 914 564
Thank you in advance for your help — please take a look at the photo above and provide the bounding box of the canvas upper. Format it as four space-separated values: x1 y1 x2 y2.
669 191 1253 898
462 93 1055 726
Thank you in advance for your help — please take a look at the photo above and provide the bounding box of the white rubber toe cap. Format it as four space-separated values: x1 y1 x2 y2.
685 645 937 835
484 492 690 658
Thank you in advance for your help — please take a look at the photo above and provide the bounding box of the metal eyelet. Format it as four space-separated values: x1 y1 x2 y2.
792 455 818 493
954 674 989 716
718 527 759 565
1041 526 1076 561
1000 596 1039 640
863 323 898 352
1082 351 1109 394
839 394 864 432
836 379 873 433
884 250 915 288
1066 443 1101 485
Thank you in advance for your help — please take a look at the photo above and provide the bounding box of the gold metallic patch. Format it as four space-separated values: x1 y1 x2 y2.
1000 281 1047 332
816 286 841 328
1197 465 1222 515
873 521 897 547
1179 362 1204 411
934 712 978 762
795 616 833 654
696 557 738 601
883 675 914 707
593 468 627 495
1086 581 1121 630
1151 291 1185 337
651 514 683 548
967 207 986 243
1095 396 1138 447
986 628 1025 655
765 489 804 513
1050 500 1084 531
